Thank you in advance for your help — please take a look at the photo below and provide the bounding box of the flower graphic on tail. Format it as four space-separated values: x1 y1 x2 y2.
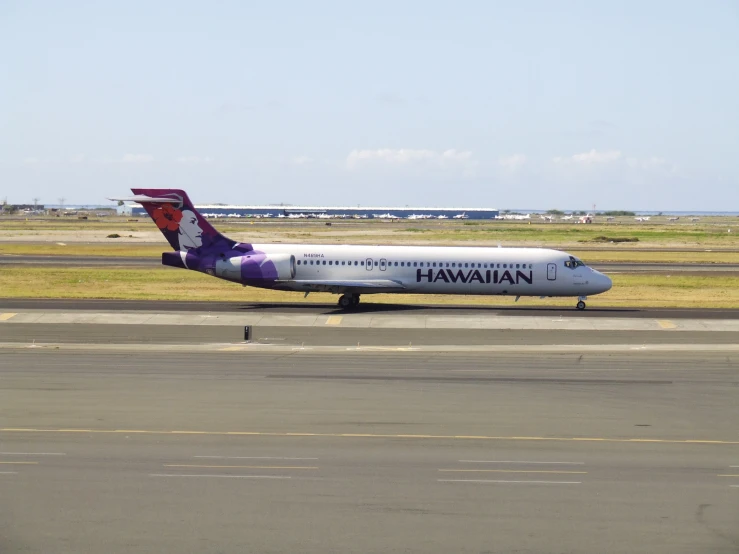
153 204 183 231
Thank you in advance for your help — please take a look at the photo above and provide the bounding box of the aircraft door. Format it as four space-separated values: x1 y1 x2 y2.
366 258 373 271
380 258 387 271
547 263 556 281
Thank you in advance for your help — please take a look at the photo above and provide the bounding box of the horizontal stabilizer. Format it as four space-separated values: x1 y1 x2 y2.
108 195 183 204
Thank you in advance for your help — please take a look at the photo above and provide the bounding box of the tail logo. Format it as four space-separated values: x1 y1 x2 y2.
153 203 203 251
178 209 203 250
153 204 183 231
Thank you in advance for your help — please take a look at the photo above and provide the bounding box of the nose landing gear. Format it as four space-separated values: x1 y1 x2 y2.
338 294 360 309
576 296 587 310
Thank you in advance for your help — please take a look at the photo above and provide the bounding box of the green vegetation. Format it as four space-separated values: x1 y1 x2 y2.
600 210 636 216
1 267 738 308
587 236 640 243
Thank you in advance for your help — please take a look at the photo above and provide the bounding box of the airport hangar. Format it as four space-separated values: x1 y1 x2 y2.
131 205 500 219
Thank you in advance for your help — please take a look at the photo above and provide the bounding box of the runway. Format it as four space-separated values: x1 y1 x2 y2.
1 348 738 553
4 297 739 319
3 253 739 275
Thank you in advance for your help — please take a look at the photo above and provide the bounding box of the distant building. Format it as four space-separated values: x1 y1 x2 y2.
132 205 499 220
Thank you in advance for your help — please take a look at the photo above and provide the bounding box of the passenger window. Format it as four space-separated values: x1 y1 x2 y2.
361 261 364 266
310 260 314 265
503 264 507 268
297 260 301 265
432 262 436 267
516 264 519 269
374 261 378 267
329 261 332 265
413 262 417 267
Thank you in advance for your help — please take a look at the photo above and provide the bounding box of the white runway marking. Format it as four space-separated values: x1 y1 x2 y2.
0 452 66 456
458 460 584 465
439 479 581 485
193 456 318 460
0 471 19 475
150 474 291 479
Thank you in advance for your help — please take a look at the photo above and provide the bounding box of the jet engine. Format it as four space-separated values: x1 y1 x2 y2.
215 253 296 282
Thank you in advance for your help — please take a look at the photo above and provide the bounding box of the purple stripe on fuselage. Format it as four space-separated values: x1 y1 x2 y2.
240 252 278 281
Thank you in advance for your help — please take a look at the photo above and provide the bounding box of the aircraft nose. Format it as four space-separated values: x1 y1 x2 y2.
592 270 612 293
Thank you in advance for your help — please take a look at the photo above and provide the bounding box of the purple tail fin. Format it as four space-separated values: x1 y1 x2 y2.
130 188 234 252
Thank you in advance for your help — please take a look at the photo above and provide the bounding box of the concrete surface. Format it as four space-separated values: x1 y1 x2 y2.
4 298 739 319
0 349 737 554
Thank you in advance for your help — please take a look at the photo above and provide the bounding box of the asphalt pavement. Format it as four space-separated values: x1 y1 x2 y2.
1 349 737 553
4 297 739 319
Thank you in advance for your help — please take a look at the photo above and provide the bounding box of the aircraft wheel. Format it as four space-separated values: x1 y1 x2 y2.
338 294 353 309
351 295 360 307
576 300 586 310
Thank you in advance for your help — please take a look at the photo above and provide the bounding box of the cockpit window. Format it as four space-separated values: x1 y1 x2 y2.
565 257 586 269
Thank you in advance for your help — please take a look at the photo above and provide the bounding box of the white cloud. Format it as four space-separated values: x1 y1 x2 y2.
498 154 526 170
22 157 40 164
121 154 154 163
346 148 475 170
553 149 622 164
626 156 667 169
175 156 214 164
291 155 313 165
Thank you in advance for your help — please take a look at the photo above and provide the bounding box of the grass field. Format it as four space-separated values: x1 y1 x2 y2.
3 216 738 307
2 216 739 249
1 267 738 308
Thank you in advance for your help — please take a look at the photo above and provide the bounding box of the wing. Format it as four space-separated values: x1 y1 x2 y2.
278 279 407 294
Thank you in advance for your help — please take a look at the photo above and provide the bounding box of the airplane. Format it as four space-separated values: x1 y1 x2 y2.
635 216 651 222
561 214 573 221
111 189 612 310
452 212 469 219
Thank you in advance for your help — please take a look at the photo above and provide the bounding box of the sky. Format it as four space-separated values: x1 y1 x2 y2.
1 1 738 210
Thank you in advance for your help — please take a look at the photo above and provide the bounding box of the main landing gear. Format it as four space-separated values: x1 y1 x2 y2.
338 294 360 309
576 296 587 310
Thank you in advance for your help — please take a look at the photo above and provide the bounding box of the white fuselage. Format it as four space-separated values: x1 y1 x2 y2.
255 244 612 298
